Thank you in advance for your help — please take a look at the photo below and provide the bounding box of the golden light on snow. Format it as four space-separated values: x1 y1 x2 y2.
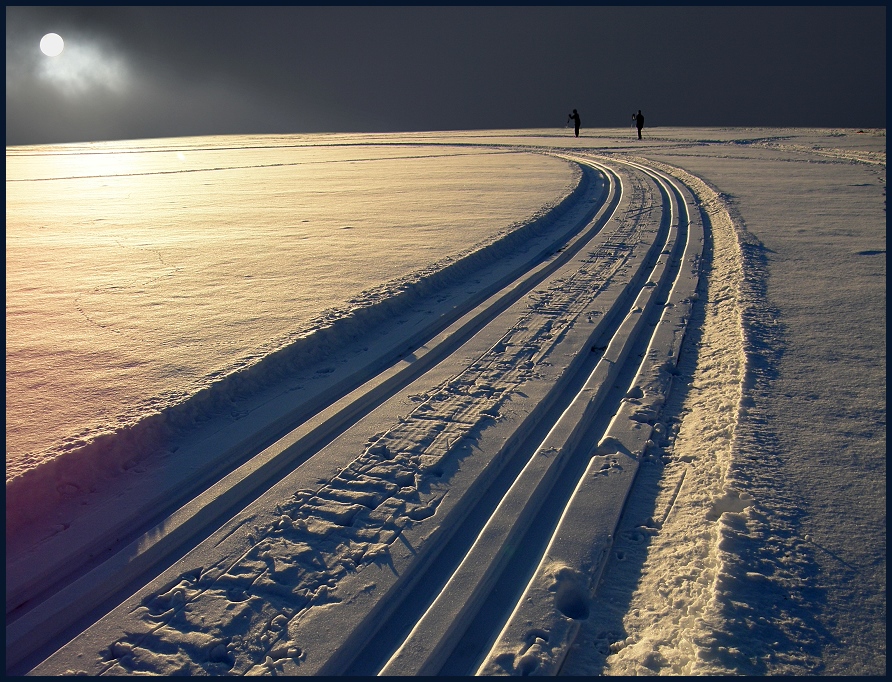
40 33 64 57
4 137 576 474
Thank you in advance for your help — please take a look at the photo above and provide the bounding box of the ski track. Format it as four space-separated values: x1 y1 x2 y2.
21 151 739 677
559 159 748 676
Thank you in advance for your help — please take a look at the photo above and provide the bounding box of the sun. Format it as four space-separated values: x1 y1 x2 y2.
40 33 64 57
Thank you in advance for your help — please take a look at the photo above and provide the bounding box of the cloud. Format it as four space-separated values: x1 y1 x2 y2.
36 39 130 97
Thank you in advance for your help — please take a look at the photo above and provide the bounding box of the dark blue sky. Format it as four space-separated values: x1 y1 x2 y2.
6 6 886 145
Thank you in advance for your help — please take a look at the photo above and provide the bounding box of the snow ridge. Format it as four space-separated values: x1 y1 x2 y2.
683 171 829 674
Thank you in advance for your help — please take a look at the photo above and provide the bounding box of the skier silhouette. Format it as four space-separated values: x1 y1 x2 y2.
635 110 644 139
568 109 580 138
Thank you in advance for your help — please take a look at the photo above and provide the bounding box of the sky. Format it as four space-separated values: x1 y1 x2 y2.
5 5 887 145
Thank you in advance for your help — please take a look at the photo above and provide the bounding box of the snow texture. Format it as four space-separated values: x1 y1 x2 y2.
5 128 885 676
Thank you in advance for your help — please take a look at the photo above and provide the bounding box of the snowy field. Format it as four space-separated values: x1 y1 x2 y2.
6 139 578 483
5 128 885 675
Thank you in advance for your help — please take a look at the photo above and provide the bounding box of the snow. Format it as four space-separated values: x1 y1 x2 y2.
6 139 579 523
561 130 886 676
6 143 575 468
5 128 885 676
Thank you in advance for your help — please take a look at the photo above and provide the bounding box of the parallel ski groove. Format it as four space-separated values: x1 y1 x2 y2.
478 159 704 676
9 157 613 674
22 157 625 676
377 158 684 676
24 155 706 678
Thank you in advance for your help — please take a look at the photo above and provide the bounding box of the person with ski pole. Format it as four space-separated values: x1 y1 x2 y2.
635 109 645 139
568 109 580 138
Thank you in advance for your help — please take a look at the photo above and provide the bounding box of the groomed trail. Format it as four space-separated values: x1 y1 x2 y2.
12 151 738 676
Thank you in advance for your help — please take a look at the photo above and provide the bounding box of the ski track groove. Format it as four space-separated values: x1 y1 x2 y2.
24 153 709 677
7 154 604 670
478 159 703 676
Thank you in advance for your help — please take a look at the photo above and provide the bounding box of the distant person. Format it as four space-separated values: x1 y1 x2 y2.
635 109 645 139
568 109 580 138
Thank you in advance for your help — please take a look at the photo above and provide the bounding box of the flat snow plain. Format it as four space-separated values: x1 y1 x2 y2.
5 128 885 675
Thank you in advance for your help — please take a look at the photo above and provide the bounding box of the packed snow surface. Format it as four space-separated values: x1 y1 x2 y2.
5 128 885 676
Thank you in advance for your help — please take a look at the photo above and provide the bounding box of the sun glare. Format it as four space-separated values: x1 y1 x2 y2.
36 37 128 96
40 33 64 57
